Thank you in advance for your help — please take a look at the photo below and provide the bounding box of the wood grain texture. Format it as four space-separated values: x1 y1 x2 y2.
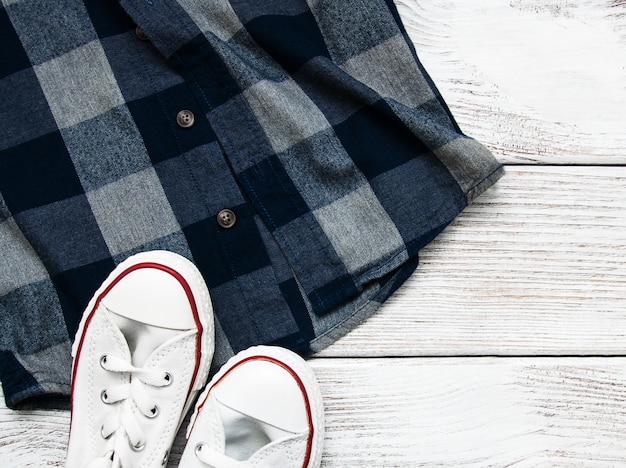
321 166 626 357
313 357 626 467
2 1 626 467
2 358 626 467
395 0 626 164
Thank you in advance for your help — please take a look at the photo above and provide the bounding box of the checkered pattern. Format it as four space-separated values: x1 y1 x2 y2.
0 0 503 408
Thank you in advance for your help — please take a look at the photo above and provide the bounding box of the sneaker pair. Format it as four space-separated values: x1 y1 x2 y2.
65 251 324 468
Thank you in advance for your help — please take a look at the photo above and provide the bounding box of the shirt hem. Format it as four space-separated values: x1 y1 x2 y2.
4 382 70 410
467 164 505 203
307 254 419 354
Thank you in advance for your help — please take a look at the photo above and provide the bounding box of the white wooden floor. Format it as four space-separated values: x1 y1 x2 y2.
2 1 625 466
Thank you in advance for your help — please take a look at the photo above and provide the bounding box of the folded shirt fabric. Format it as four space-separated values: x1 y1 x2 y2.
0 0 503 408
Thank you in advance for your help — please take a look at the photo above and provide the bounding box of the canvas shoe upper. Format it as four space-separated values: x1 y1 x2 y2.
66 250 214 468
179 346 324 468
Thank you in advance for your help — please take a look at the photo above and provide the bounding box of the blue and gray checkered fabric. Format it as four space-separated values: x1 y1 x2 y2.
0 0 503 408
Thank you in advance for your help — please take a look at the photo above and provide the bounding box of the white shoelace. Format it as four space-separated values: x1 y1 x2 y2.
88 353 173 468
194 443 250 468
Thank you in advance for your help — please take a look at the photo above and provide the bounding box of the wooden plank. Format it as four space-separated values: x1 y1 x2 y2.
313 357 626 467
320 166 626 357
396 0 626 165
0 408 69 466
2 357 626 466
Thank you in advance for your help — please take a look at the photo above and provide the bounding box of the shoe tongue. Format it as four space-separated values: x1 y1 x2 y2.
109 311 182 367
217 401 296 462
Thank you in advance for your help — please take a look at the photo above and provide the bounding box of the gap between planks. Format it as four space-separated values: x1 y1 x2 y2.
2 357 626 467
319 166 626 358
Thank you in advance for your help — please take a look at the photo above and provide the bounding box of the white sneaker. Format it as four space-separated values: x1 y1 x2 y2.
179 346 324 468
66 250 214 468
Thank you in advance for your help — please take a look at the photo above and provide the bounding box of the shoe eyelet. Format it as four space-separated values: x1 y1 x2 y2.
100 355 108 369
130 439 146 452
147 404 159 419
101 425 112 440
195 442 207 457
100 390 110 404
161 450 169 466
163 372 173 386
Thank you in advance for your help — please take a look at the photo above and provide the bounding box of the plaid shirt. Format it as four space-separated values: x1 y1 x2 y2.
0 0 503 408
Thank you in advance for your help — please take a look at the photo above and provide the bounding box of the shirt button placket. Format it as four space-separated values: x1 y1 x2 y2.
176 110 195 129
